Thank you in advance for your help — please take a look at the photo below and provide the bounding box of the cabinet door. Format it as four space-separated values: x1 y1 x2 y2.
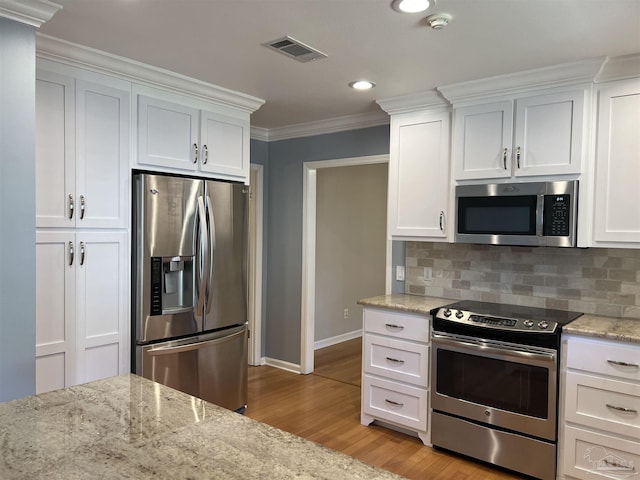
35 70 75 228
593 79 640 246
199 110 249 180
513 89 586 177
388 110 450 239
452 101 513 180
137 95 199 170
76 80 129 229
75 231 129 384
35 231 76 393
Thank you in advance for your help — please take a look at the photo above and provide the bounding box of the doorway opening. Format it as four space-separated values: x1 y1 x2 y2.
248 164 264 366
301 155 390 374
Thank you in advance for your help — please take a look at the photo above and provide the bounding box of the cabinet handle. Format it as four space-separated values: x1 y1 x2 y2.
202 144 208 164
68 194 74 219
68 241 74 266
79 242 86 266
386 357 405 365
606 403 638 414
192 143 198 164
439 211 445 232
503 148 508 170
516 146 521 168
385 399 404 407
79 195 85 220
384 323 404 330
603 458 636 471
607 359 639 368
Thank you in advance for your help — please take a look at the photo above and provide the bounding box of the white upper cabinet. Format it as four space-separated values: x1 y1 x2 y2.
136 89 250 183
452 88 587 181
592 77 640 247
36 68 129 229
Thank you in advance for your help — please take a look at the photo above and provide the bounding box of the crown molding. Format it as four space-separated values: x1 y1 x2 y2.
595 53 640 83
36 33 265 114
0 0 61 27
438 57 606 105
377 90 449 115
256 111 389 142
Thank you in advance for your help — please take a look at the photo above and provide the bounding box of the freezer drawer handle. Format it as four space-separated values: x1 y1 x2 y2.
146 329 245 356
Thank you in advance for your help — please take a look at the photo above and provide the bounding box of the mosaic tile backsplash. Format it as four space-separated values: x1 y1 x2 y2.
405 243 640 319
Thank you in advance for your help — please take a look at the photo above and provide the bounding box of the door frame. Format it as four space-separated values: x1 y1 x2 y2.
300 154 390 375
248 164 264 365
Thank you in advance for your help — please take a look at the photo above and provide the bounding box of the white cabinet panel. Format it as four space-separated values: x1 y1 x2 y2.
137 95 199 170
364 334 429 387
453 101 512 180
362 374 428 431
84 344 121 383
200 111 249 179
363 308 430 343
36 69 129 229
35 354 66 394
388 109 451 240
593 78 640 247
567 337 640 382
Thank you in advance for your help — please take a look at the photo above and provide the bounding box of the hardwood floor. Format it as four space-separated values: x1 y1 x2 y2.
245 338 520 480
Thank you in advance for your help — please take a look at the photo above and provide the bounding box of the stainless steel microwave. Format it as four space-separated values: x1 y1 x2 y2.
455 180 578 247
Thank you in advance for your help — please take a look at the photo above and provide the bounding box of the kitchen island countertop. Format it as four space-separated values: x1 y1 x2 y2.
0 374 405 480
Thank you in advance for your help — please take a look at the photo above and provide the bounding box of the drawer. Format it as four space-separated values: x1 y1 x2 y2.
567 337 640 382
562 425 640 480
565 371 640 439
363 308 429 342
363 333 429 387
362 374 428 431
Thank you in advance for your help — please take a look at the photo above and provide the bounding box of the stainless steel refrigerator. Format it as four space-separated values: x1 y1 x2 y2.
132 172 248 412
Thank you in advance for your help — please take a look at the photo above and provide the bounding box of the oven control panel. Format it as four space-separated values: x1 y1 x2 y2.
435 308 558 333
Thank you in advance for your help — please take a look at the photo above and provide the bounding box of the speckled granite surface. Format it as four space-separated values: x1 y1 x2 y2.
0 374 405 480
357 294 450 316
359 294 640 345
562 314 640 344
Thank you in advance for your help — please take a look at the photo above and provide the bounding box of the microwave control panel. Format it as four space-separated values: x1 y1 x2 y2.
543 194 570 236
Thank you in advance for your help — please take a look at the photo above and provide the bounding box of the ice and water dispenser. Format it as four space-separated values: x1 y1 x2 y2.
149 256 195 315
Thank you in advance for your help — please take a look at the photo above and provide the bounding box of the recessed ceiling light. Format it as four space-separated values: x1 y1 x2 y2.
349 80 376 90
392 0 431 13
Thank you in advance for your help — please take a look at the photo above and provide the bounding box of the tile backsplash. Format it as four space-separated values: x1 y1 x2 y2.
405 243 640 319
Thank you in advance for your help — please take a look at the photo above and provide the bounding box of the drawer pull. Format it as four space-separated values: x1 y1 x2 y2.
607 359 639 368
606 404 638 414
384 323 404 330
603 458 636 471
385 399 404 407
386 357 405 365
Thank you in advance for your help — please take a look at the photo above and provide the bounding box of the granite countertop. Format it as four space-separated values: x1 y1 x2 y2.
0 374 405 480
359 293 640 345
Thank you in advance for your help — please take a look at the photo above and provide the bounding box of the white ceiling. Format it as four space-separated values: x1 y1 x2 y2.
39 0 640 130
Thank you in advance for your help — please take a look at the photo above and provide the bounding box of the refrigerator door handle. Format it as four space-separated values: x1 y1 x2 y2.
205 194 216 313
145 328 246 356
196 195 209 316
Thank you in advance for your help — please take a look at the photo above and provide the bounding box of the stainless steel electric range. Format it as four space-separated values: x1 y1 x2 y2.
430 300 583 480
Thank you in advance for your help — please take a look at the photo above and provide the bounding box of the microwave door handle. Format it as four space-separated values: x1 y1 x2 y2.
536 195 544 237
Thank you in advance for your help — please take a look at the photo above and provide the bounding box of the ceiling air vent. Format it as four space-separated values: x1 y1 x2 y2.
262 36 327 63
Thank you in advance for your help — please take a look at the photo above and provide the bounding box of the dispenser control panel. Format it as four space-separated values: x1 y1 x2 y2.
150 257 162 315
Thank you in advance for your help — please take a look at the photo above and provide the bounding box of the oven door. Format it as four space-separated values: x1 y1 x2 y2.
431 332 557 441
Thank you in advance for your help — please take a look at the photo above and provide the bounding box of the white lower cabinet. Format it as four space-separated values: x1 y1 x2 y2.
35 231 129 393
361 308 431 445
560 336 640 480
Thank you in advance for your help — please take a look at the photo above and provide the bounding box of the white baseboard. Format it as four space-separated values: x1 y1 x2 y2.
263 357 301 374
314 329 362 350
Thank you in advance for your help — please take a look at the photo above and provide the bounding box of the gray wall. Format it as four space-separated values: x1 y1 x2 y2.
315 163 387 342
0 18 37 401
262 125 390 364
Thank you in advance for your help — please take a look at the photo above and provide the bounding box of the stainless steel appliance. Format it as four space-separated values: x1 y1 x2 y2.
132 172 248 412
430 300 583 480
455 180 578 247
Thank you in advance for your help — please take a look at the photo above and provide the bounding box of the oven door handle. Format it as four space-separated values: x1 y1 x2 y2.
432 332 557 363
